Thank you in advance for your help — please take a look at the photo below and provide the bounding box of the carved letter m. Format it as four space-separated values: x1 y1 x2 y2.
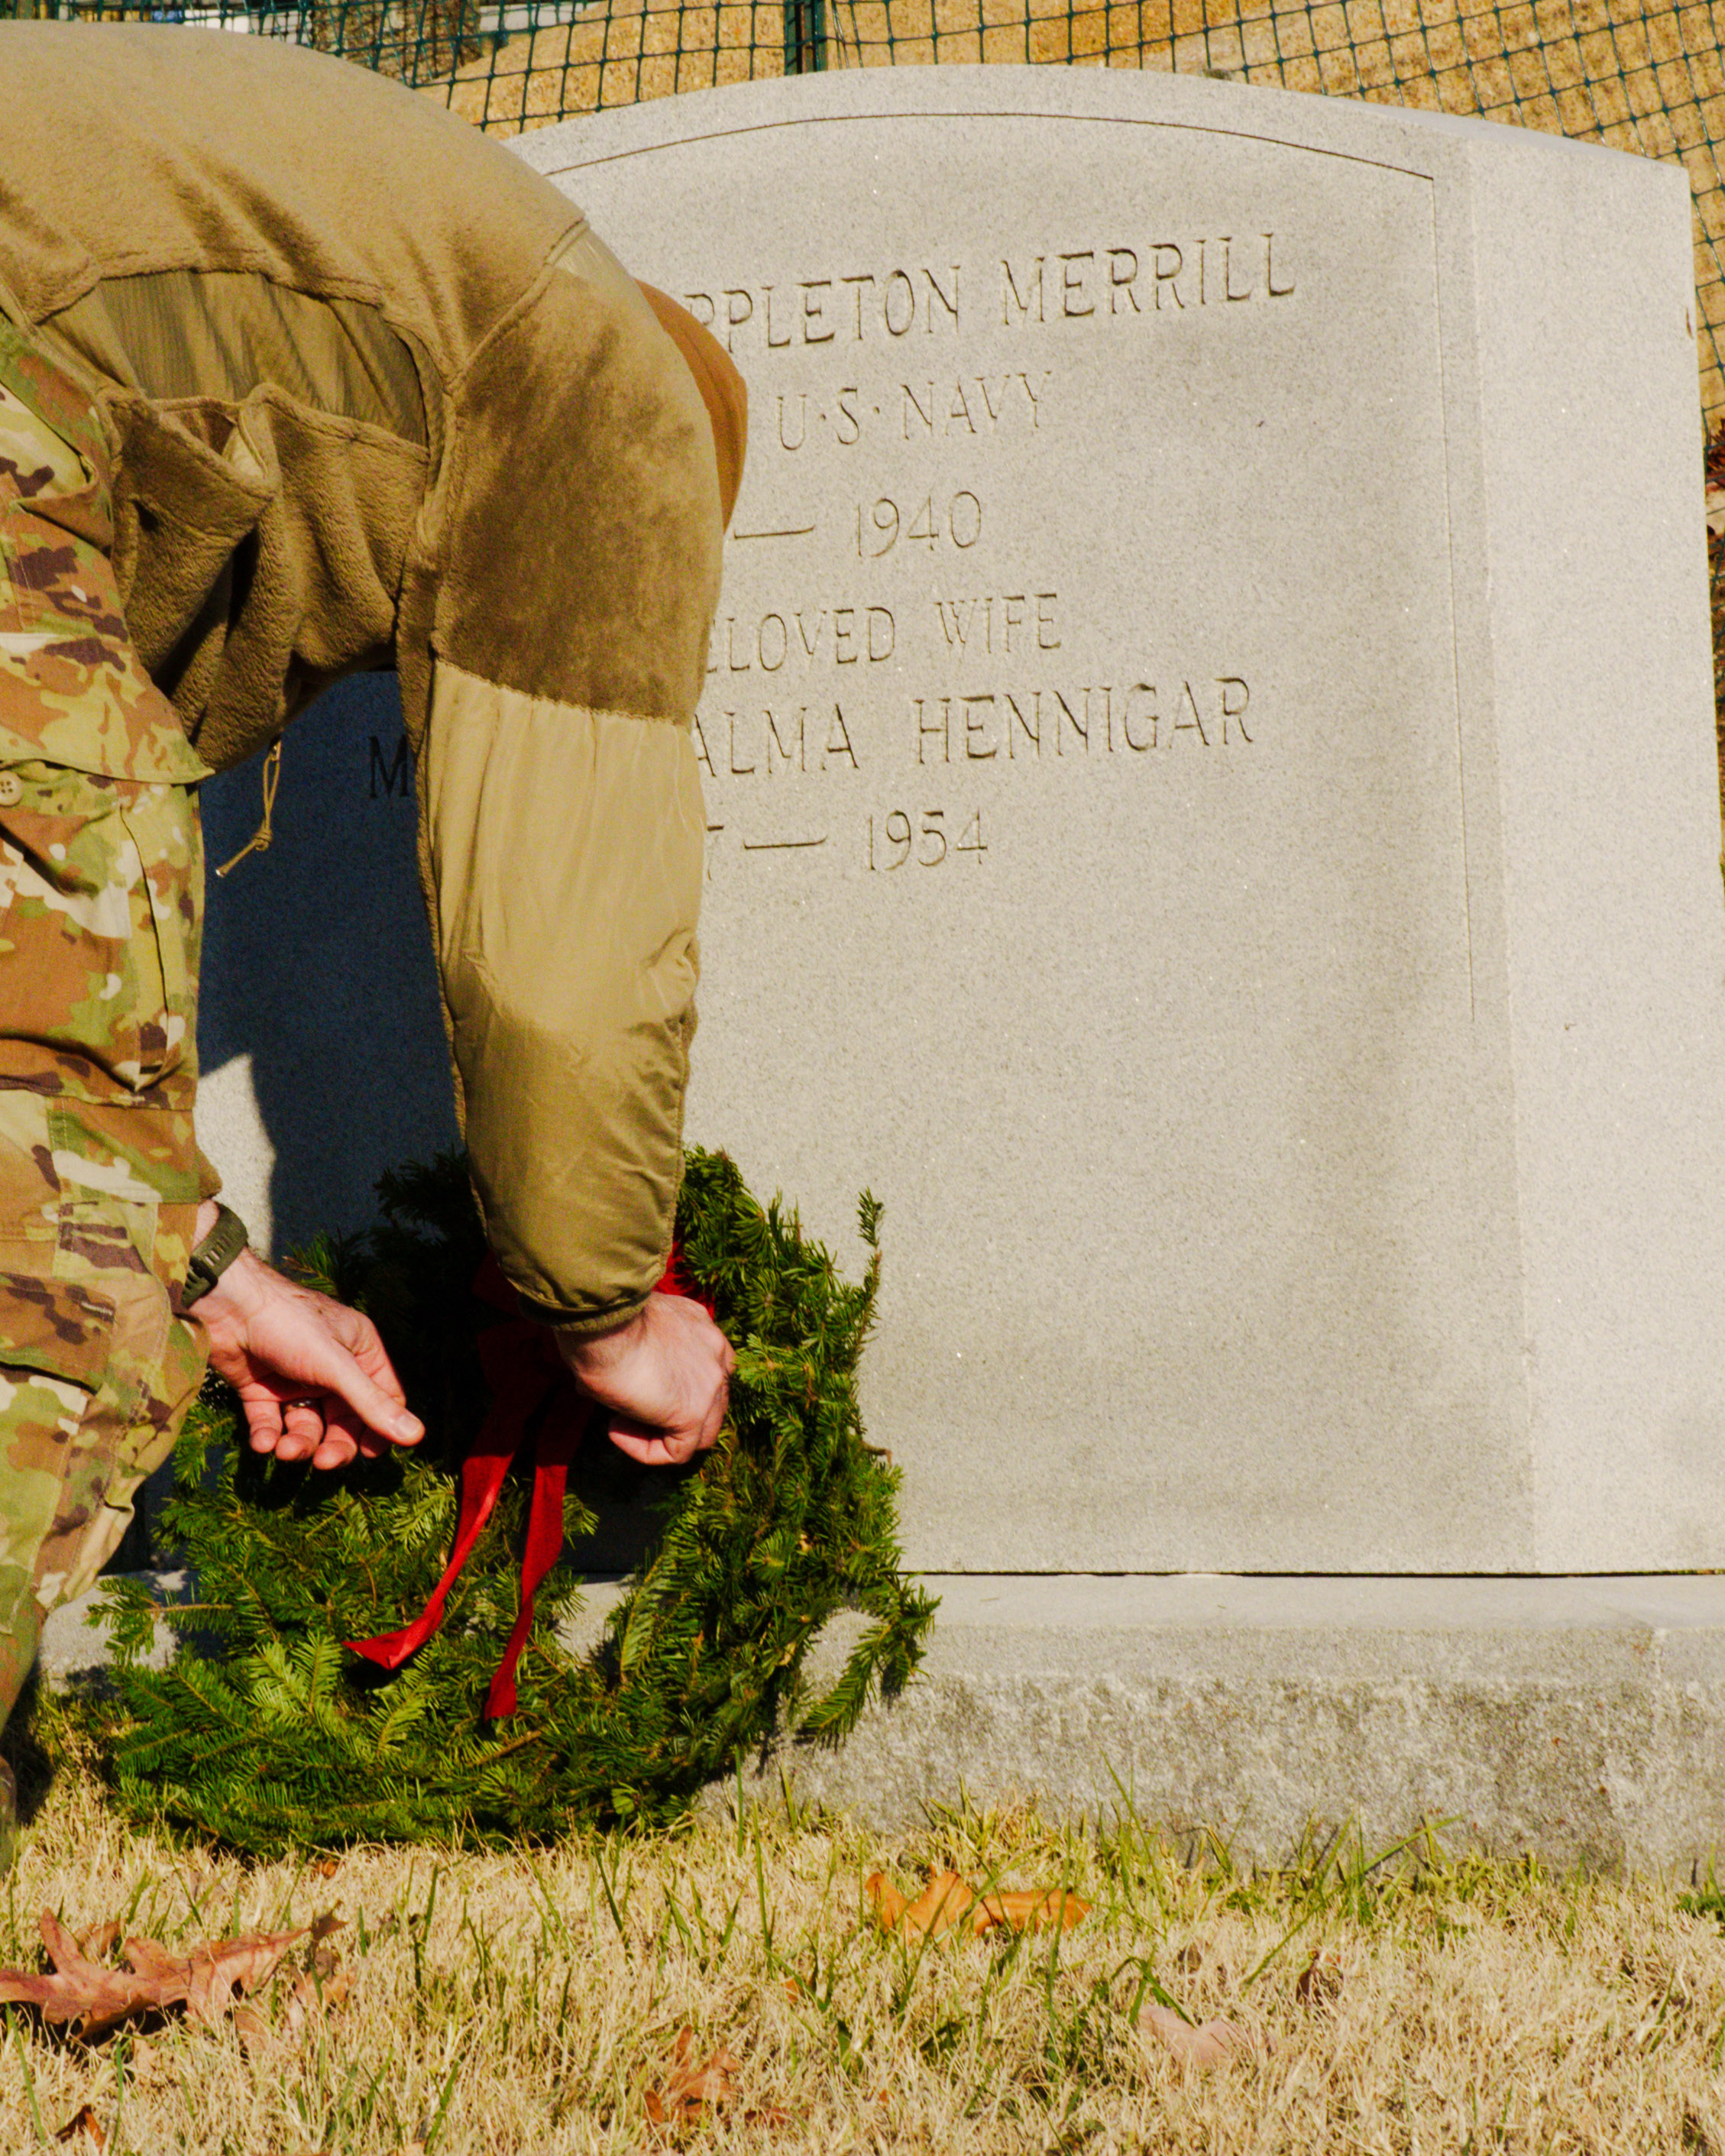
369 733 412 799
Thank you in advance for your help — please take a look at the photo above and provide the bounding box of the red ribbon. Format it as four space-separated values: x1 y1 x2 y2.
345 1247 704 1719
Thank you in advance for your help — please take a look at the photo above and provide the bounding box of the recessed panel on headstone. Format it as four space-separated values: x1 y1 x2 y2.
515 71 1725 1571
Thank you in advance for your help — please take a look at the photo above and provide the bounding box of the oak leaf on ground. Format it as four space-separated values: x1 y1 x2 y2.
74 1921 119 1963
642 2027 795 2132
644 2026 741 2125
976 1887 1091 1934
53 2107 104 2148
866 1870 1090 1940
0 1909 303 2036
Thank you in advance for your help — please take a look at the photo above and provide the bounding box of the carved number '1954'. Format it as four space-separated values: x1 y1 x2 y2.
868 809 987 869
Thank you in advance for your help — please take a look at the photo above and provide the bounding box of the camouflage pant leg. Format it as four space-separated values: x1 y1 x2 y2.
0 777 209 1726
0 329 212 1730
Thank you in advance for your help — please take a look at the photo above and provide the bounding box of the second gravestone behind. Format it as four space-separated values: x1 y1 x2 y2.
513 70 1725 1572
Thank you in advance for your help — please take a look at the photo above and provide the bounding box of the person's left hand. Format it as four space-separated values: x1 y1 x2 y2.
192 1212 424 1471
563 1290 735 1466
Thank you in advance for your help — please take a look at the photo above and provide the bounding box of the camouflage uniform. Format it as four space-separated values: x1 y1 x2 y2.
0 322 210 1724
0 28 743 1747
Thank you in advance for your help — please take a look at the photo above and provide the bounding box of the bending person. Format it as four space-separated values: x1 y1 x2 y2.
0 26 745 1834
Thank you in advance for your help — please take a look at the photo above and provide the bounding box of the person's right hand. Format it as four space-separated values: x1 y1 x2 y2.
562 1292 735 1466
195 1244 423 1471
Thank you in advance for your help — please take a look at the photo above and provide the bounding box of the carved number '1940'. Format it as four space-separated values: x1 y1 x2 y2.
868 808 988 869
856 492 982 558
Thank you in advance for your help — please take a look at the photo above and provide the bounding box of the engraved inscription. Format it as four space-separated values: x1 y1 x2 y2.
681 265 964 349
866 808 988 869
368 733 411 799
682 235 1295 354
694 215 1295 872
856 493 982 556
933 594 1060 654
914 679 1251 762
708 607 897 674
773 375 1047 450
694 706 862 779
1002 234 1294 320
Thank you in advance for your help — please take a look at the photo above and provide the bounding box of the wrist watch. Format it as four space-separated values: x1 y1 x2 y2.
182 1203 250 1306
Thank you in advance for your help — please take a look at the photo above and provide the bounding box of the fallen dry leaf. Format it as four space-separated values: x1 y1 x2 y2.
1138 2000 1264 2067
0 1908 304 2037
864 1872 908 1929
975 1887 1091 1934
310 1856 341 1879
644 2025 741 2125
866 1870 1089 1940
186 1930 304 2029
121 1937 181 1986
235 1944 352 2049
3 1916 170 2039
74 1921 119 1963
1295 1947 1344 2007
901 1870 978 1938
54 2107 104 2148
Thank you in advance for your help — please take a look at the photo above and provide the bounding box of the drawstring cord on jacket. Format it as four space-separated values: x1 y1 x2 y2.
214 736 282 879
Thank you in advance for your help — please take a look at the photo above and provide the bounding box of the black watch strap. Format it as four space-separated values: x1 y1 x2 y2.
183 1203 249 1307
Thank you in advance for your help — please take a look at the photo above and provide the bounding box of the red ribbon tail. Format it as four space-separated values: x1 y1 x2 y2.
484 1398 587 1719
345 1353 550 1670
345 1243 684 1714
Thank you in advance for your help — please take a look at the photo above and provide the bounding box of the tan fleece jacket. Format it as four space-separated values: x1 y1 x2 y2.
0 22 746 1339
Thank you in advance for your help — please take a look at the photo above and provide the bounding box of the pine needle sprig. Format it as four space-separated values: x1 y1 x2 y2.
85 1147 934 1853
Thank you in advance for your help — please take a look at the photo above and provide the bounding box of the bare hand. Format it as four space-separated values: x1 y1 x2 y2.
195 1239 424 1472
564 1292 736 1466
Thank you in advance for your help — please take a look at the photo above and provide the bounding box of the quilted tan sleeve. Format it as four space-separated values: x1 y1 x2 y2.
422 661 704 1340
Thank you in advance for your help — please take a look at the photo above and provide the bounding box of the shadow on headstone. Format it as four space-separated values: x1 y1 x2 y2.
197 672 457 1254
109 671 663 1578
111 672 453 1575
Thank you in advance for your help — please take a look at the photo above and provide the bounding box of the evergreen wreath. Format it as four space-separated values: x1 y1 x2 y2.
89 1148 936 1854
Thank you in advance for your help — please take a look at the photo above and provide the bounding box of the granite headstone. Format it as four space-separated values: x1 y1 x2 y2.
199 69 1724 1572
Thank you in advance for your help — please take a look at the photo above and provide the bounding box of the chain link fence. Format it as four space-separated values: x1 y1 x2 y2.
10 0 1725 413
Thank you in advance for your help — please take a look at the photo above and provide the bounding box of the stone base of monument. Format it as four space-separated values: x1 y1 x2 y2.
725 1578 1725 1874
42 1574 1725 1873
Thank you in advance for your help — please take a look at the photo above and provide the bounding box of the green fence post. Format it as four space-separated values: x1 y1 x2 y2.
785 0 826 73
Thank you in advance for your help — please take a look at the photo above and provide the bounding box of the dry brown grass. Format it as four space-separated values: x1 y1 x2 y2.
5 1700 1725 2151
430 0 1725 416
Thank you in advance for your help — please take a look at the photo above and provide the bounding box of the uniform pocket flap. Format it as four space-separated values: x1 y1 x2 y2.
0 1273 115 1390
